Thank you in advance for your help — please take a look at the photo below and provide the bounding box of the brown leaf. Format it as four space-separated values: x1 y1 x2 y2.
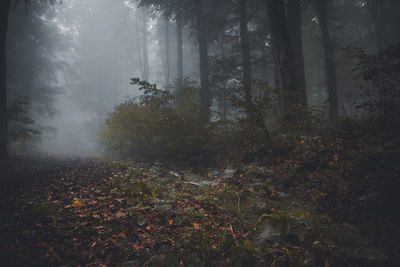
114 211 126 219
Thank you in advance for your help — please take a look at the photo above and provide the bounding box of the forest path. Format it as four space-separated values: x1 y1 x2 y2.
0 158 393 266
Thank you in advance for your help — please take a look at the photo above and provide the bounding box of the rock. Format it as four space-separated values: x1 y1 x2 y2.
221 168 236 179
168 171 180 178
257 222 281 243
244 165 273 177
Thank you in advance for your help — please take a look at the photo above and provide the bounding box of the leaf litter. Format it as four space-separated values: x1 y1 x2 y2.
0 155 396 266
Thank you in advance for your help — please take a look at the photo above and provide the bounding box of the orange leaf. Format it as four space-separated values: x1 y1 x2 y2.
114 211 126 219
192 223 200 230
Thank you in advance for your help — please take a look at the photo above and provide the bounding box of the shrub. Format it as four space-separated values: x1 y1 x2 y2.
102 79 210 161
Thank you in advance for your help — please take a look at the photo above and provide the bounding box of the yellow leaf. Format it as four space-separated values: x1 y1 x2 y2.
72 197 85 208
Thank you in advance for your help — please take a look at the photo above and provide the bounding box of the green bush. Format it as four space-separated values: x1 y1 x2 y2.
102 79 210 161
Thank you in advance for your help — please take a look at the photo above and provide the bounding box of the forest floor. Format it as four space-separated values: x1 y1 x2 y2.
0 153 399 266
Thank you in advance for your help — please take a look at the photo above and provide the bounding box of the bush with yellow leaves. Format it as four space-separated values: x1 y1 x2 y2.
102 79 210 161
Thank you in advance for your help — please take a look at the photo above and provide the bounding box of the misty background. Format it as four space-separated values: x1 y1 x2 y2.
4 0 400 156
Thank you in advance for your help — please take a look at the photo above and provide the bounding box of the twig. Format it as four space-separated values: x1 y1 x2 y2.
230 224 239 245
142 255 158 267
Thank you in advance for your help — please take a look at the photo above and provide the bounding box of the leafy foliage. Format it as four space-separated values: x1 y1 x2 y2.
8 97 40 142
102 78 209 161
346 43 400 131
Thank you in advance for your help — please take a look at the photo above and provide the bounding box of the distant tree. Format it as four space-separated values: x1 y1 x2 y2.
314 0 338 122
139 7 150 81
137 0 188 84
164 18 170 84
238 0 252 103
194 0 210 118
176 3 183 84
365 0 386 52
1 0 59 159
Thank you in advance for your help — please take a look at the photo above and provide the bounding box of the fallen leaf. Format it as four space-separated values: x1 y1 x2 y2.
192 223 200 230
114 211 126 219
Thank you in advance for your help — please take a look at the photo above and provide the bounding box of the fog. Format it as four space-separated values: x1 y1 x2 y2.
3 0 400 157
6 0 200 155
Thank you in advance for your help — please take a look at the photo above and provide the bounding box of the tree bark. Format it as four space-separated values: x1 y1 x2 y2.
266 0 297 121
135 12 144 79
141 8 149 81
287 0 308 114
194 0 210 117
315 0 338 122
176 6 183 85
0 0 11 159
238 0 251 103
366 0 385 52
164 19 170 84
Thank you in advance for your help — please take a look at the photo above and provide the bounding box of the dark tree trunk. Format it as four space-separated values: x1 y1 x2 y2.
0 0 11 159
176 7 183 85
266 0 297 121
315 0 338 122
287 0 308 114
194 0 210 117
164 19 170 84
238 0 251 103
366 0 385 52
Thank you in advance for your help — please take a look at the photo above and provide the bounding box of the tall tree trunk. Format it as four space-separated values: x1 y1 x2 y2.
366 0 385 52
0 0 11 159
315 0 338 122
287 0 308 114
135 13 144 79
176 6 183 85
141 8 149 81
266 0 297 121
194 0 210 117
238 0 251 103
164 19 170 84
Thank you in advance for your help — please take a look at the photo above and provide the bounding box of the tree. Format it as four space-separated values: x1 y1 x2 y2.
266 0 300 121
0 0 12 159
161 18 170 84
287 0 308 113
314 0 338 122
238 0 251 103
194 0 210 117
140 7 150 81
1 0 60 159
176 4 183 84
365 0 385 52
